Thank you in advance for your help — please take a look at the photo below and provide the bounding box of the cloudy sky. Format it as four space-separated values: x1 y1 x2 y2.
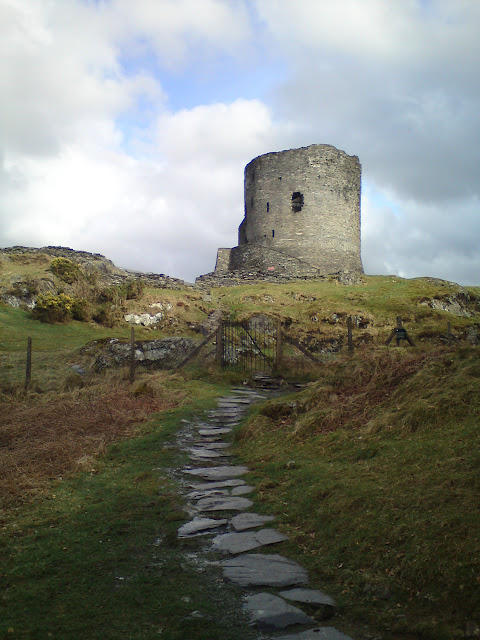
1 0 479 284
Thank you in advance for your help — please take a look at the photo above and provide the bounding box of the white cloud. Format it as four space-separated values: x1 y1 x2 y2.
0 94 276 280
108 0 252 67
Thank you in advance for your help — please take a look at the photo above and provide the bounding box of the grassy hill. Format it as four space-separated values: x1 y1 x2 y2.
235 346 480 639
1 248 479 639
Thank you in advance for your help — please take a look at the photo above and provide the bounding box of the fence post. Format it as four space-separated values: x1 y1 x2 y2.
347 317 354 354
129 326 135 383
275 319 283 371
396 316 403 346
25 337 32 391
216 321 223 367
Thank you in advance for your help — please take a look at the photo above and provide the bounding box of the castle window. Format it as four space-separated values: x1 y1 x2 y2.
266 202 269 212
272 230 275 237
291 192 304 212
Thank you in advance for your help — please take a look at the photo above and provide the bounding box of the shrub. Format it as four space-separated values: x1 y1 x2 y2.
71 298 91 322
93 304 120 327
100 286 126 305
49 257 82 284
33 293 75 323
125 280 144 300
99 281 144 304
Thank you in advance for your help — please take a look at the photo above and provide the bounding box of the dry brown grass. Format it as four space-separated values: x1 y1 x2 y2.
0 375 183 508
273 347 443 439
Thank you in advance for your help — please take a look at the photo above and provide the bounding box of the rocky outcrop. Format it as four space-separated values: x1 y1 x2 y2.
0 247 187 301
124 302 174 327
84 337 198 371
419 292 480 317
0 246 127 281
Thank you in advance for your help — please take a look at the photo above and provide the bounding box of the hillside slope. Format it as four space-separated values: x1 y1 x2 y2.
1 247 479 639
235 347 480 639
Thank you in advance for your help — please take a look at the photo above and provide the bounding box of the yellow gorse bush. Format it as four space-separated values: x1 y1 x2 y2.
33 292 76 323
49 257 82 284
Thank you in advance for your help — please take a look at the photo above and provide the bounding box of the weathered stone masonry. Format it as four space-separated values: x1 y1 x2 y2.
198 144 363 283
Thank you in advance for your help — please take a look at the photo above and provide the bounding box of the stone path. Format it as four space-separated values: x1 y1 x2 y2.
176 388 356 639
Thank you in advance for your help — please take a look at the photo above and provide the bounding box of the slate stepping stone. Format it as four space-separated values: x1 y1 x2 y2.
222 554 308 587
244 592 314 630
188 454 231 463
230 513 275 531
198 428 232 436
212 528 287 554
188 479 245 490
231 485 253 496
231 389 267 398
177 517 228 537
279 588 336 608
183 466 249 481
217 402 249 408
195 496 253 512
188 447 226 459
279 588 336 620
268 628 355 640
187 489 229 500
193 442 230 449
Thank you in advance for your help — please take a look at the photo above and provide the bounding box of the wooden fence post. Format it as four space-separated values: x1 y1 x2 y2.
386 316 415 347
396 316 404 346
25 337 32 391
347 316 354 354
129 326 135 383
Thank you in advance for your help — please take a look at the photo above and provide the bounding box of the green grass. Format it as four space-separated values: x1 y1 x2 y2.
235 348 480 640
0 306 137 353
0 305 158 392
0 391 257 640
207 276 480 353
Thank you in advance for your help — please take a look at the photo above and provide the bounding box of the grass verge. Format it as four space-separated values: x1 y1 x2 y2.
0 381 258 640
235 347 480 640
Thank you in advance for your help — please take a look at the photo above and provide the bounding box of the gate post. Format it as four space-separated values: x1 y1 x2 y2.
396 316 403 346
216 321 223 367
275 319 283 372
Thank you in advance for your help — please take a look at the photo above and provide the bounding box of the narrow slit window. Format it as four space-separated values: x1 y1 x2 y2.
266 202 269 212
291 192 304 212
272 230 275 237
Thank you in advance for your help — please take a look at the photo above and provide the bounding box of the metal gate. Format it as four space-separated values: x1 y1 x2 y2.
218 317 278 372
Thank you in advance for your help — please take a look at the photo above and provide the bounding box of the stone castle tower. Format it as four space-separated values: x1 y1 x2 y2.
203 144 363 282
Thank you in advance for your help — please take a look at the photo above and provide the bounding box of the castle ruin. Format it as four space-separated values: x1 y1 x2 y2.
198 144 363 283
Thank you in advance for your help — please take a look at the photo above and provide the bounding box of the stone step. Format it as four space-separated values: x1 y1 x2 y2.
212 528 287 554
222 553 308 588
244 592 314 631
